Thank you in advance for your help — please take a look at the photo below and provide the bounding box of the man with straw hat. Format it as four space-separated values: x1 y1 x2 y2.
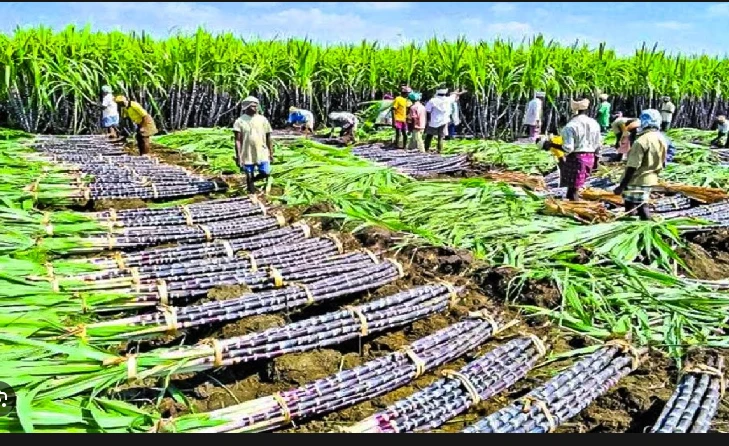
554 97 601 201
710 114 729 148
596 93 611 133
613 109 668 221
233 96 274 195
286 106 315 135
98 85 119 139
523 91 545 142
114 95 158 155
660 96 676 131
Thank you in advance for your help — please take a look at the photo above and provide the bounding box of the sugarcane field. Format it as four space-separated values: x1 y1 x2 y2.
4 2 729 434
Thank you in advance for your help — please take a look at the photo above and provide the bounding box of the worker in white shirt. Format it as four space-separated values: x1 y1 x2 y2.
523 91 546 142
424 88 465 152
660 96 676 131
710 115 729 148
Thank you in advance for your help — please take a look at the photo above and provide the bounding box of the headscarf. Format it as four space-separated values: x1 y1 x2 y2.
101 85 112 94
383 93 394 100
599 93 609 100
570 98 590 112
535 91 546 98
436 88 448 96
242 96 260 110
662 96 671 101
289 106 298 113
718 115 726 123
401 85 412 94
114 95 127 103
408 92 421 102
639 109 662 130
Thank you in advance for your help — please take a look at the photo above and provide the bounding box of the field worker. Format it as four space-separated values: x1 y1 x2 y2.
327 111 359 144
424 87 466 152
392 86 411 149
559 98 601 201
710 115 729 148
596 93 611 133
114 96 158 155
233 96 274 195
375 94 394 127
538 134 568 187
523 91 545 142
613 109 667 221
287 106 315 135
98 86 119 139
610 114 641 161
407 91 426 152
660 96 676 131
447 89 463 140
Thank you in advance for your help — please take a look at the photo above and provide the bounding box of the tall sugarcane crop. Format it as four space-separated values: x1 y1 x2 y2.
156 310 508 433
650 354 725 433
345 335 546 433
44 259 403 343
460 342 644 433
0 283 460 403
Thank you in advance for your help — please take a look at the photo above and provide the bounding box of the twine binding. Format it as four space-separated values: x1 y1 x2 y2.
605 339 642 371
269 266 283 287
157 279 169 306
180 205 194 226
682 363 726 398
272 393 292 424
400 346 426 378
521 396 557 433
198 224 212 241
344 306 369 337
442 369 481 405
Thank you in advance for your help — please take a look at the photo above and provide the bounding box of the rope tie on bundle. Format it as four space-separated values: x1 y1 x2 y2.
269 266 284 287
467 310 499 335
44 262 55 280
291 282 315 306
201 339 224 367
157 279 169 306
150 183 159 199
442 369 481 405
605 339 642 371
160 305 178 335
238 251 258 272
325 234 344 254
114 251 126 270
362 249 380 264
180 205 194 226
66 323 88 342
682 363 726 398
440 281 459 307
129 267 140 285
75 292 89 313
344 306 369 337
108 208 117 222
520 332 547 357
399 346 426 378
41 212 53 236
83 187 91 201
272 393 293 424
388 258 405 278
198 224 212 241
107 235 116 250
219 239 235 258
293 222 311 238
256 199 267 216
102 354 138 381
520 396 557 433
274 213 286 227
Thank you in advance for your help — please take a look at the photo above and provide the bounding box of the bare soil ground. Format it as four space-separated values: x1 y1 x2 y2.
112 138 729 433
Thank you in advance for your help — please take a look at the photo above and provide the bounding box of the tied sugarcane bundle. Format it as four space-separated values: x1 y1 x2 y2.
154 310 507 433
651 354 725 433
350 144 470 178
345 334 547 433
659 201 729 221
54 259 402 343
1 283 460 403
64 213 287 254
84 223 311 270
65 235 338 284
542 198 614 224
58 251 382 308
483 171 547 191
650 195 692 213
461 340 645 433
657 182 729 204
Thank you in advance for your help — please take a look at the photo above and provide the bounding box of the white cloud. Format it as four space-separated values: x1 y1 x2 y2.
490 2 515 14
707 2 729 16
486 21 532 35
656 20 692 30
354 2 411 10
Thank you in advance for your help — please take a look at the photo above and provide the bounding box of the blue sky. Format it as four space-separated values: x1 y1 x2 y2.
1 2 727 56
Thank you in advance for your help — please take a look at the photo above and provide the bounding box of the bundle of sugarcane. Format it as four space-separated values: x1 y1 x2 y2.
461 341 645 433
63 213 286 254
660 202 729 220
542 198 614 223
155 309 505 433
580 188 625 206
72 251 383 308
92 196 266 228
85 224 311 270
650 194 692 213
657 183 729 204
58 235 344 285
650 354 724 433
484 171 546 191
53 260 403 342
350 144 470 178
2 283 460 402
345 334 546 433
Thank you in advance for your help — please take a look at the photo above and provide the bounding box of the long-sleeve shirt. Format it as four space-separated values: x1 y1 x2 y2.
287 110 314 126
660 101 676 123
560 114 601 154
596 101 611 127
523 98 542 126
